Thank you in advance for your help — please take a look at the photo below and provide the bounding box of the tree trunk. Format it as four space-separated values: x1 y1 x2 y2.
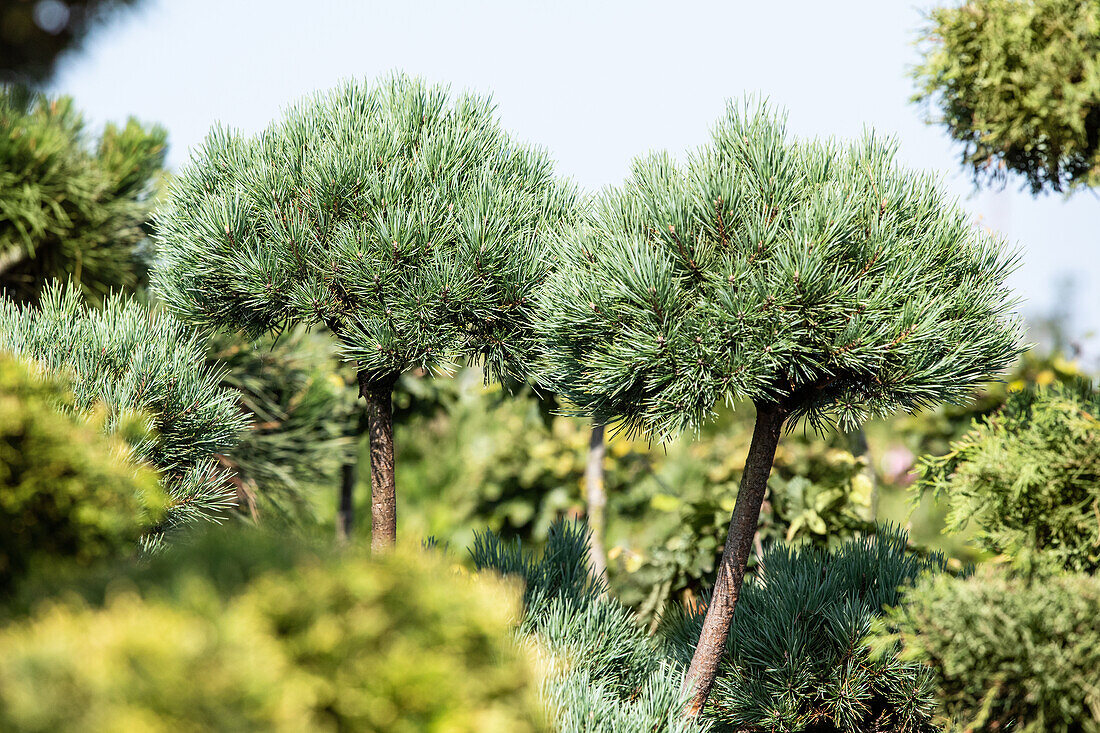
336 461 356 544
681 401 786 716
357 370 399 551
585 421 609 583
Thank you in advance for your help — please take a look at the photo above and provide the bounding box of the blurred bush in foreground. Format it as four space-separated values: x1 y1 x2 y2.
0 529 543 732
0 354 163 591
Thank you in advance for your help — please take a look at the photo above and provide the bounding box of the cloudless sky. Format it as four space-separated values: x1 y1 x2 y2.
50 0 1099 355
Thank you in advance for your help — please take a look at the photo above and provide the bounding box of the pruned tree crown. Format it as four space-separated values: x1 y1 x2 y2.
153 73 577 384
536 101 1023 438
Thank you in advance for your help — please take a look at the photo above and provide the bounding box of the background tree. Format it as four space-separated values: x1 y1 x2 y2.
0 0 144 85
0 282 246 541
535 101 1022 714
153 73 576 550
208 327 355 526
0 86 165 303
913 0 1100 194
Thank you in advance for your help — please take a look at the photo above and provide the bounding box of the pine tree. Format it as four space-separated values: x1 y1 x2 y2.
152 73 576 549
0 86 166 302
0 281 247 542
534 100 1022 714
913 0 1100 194
208 327 356 525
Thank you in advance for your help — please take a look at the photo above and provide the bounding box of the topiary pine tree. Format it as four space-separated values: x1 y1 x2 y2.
534 100 1023 715
152 73 577 550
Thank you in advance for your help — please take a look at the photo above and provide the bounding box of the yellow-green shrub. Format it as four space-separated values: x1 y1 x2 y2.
0 355 163 589
0 534 544 733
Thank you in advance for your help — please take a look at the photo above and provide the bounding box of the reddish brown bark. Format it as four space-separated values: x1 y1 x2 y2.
681 401 787 716
357 370 399 551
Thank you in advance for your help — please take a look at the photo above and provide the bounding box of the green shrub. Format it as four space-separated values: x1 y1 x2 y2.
0 354 163 590
0 531 543 732
661 526 946 732
878 569 1100 732
470 520 706 733
916 380 1100 573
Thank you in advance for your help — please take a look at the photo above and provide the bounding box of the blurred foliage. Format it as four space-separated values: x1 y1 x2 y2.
877 568 1100 733
0 353 163 591
0 0 143 85
210 327 355 526
611 411 876 625
0 86 165 302
662 526 945 732
0 528 543 732
913 0 1100 194
915 379 1100 573
393 370 875 623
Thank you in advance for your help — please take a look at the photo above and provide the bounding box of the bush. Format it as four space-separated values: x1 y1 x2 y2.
879 569 1100 732
0 530 544 732
915 380 1100 573
0 354 163 590
661 526 946 732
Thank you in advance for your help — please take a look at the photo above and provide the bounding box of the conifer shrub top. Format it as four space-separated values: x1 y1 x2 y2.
916 380 1100 573
152 72 576 385
0 354 163 590
470 521 706 733
0 531 543 732
913 0 1100 193
661 527 945 733
0 282 246 538
878 568 1100 733
536 101 1021 439
0 86 166 302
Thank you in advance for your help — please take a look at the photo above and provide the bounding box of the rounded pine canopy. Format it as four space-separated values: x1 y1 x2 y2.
153 73 577 384
535 101 1023 439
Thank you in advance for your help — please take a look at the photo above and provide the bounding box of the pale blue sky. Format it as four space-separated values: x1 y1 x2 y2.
50 0 1099 355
